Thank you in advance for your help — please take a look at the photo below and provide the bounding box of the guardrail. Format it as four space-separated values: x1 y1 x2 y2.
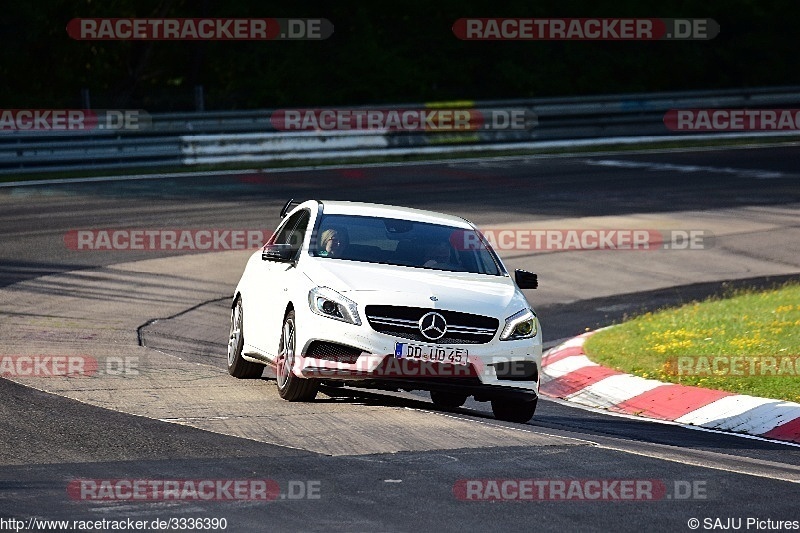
2 85 800 175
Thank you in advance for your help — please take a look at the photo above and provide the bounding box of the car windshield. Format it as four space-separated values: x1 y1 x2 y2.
311 214 503 276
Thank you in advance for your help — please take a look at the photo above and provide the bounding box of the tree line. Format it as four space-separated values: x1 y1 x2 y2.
1 0 797 111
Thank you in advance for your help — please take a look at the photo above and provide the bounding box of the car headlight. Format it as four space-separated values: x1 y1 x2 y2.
308 286 362 325
500 308 537 340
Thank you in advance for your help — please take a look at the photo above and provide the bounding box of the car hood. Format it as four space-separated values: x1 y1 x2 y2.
301 258 530 315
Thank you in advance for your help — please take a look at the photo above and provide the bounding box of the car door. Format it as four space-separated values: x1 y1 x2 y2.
249 209 310 357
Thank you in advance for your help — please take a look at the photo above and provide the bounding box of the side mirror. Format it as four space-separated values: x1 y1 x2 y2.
515 269 538 289
280 199 301 219
262 244 296 263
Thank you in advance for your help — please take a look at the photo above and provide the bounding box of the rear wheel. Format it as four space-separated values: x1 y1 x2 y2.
227 296 264 379
491 397 537 423
430 391 468 410
276 310 319 401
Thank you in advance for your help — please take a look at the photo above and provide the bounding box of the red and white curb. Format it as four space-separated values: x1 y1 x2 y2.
541 332 800 445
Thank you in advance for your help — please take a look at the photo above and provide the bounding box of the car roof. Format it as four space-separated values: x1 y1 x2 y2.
295 200 476 229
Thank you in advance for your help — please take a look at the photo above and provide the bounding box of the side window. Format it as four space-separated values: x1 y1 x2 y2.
274 210 310 257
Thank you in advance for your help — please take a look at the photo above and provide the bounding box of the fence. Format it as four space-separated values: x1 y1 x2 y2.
2 86 800 175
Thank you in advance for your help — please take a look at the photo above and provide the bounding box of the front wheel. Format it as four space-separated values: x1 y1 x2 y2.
276 310 318 402
227 296 264 379
491 397 537 423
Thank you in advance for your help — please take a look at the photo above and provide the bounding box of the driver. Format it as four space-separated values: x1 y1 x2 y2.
423 239 458 269
318 227 349 257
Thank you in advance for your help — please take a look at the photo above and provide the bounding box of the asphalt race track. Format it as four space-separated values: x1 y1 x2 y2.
1 145 800 532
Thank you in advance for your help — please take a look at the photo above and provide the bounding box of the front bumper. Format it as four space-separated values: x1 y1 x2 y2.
294 311 541 398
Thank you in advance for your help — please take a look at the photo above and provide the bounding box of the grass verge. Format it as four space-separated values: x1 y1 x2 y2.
583 282 800 403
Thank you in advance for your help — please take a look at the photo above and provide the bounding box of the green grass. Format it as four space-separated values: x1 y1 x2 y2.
583 282 800 403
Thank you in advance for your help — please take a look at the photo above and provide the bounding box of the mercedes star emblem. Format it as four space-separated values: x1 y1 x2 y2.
419 312 447 341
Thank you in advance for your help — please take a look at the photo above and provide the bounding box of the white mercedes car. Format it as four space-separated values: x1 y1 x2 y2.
227 199 542 422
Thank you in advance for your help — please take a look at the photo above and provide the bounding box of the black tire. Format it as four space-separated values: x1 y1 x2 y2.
276 310 319 402
430 391 468 410
227 296 264 379
491 397 537 423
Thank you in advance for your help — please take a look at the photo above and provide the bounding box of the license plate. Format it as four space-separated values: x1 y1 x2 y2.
394 343 469 366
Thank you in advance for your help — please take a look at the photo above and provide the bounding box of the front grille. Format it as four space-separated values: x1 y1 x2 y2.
365 305 498 344
306 341 362 364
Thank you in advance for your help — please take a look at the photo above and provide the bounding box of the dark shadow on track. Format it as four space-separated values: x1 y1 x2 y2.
13 146 800 219
0 260 91 288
